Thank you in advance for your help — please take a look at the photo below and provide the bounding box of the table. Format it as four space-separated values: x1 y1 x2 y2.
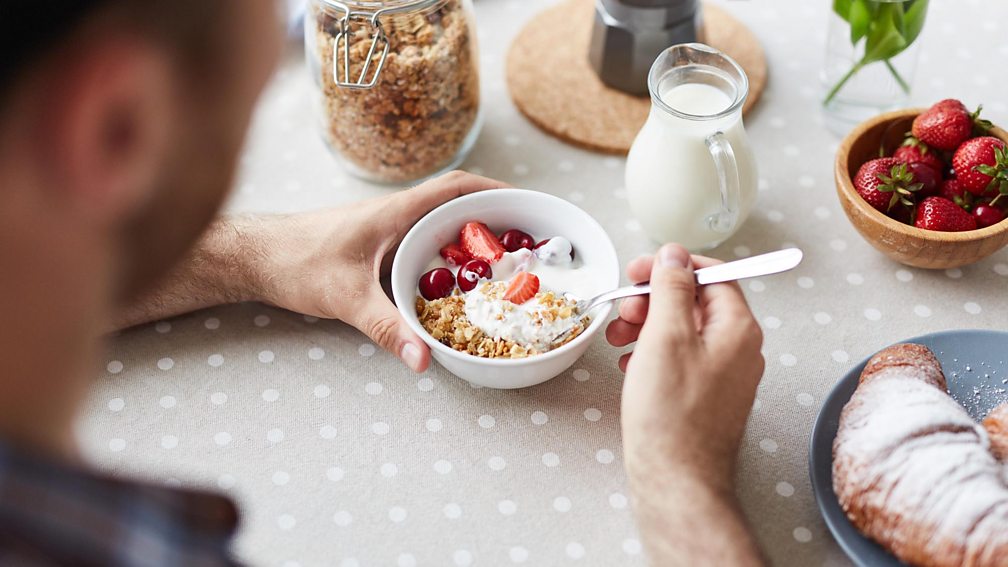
79 1 1008 565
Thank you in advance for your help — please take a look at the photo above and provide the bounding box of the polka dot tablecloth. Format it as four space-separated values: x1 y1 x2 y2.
79 1 1008 566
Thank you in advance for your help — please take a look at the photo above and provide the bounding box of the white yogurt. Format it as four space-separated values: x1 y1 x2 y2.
463 286 578 352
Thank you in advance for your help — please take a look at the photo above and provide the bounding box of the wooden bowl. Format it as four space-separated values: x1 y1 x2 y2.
835 108 1008 269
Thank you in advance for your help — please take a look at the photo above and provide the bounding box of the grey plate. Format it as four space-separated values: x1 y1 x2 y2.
809 329 1008 567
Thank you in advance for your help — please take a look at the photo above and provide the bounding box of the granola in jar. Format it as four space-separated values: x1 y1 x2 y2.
308 0 482 184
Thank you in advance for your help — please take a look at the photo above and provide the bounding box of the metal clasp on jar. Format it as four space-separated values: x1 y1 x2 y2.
329 2 391 89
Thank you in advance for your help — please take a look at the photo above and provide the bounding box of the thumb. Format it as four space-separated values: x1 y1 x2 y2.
640 244 699 346
351 287 431 373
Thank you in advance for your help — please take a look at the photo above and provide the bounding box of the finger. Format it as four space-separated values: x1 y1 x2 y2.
638 243 698 346
618 352 632 373
698 279 754 346
405 170 510 216
347 287 432 373
626 255 654 284
605 318 643 347
618 296 649 326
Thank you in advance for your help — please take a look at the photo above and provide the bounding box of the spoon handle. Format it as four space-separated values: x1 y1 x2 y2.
584 248 804 311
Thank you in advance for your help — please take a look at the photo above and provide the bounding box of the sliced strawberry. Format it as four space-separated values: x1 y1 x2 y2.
439 243 471 266
460 222 505 263
503 272 539 305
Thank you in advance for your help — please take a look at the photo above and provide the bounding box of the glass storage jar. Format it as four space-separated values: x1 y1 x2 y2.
306 0 482 184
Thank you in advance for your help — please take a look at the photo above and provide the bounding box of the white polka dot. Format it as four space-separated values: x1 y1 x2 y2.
767 210 784 223
358 343 376 357
504 135 520 146
759 438 778 453
913 304 932 318
434 460 453 474
339 560 358 567
308 347 325 361
262 389 280 402
277 514 296 530
584 408 602 422
319 425 338 439
793 527 813 543
158 395 176 409
372 422 390 436
155 321 171 334
964 302 982 315
753 398 762 411
425 418 443 432
624 219 642 232
542 452 560 467
568 191 585 203
763 316 782 330
595 449 615 464
945 268 963 279
864 308 882 321
622 539 642 555
779 353 797 367
207 354 224 367
267 428 284 444
829 239 848 252
565 542 585 559
365 382 383 395
609 493 628 509
498 500 517 515
783 145 799 156
107 361 124 374
572 369 590 382
417 378 434 391
314 384 331 398
478 415 496 428
797 277 814 289
204 317 220 330
161 435 178 449
214 432 232 446
254 314 271 327
769 116 786 128
796 393 815 406
210 392 227 405
452 550 472 566
813 312 832 325
488 456 506 471
513 164 529 176
558 160 575 172
847 273 864 285
388 506 407 523
333 510 352 526
813 206 831 219
509 547 529 563
327 467 345 481
217 474 235 490
604 157 620 168
380 462 398 477
895 269 914 282
258 350 275 363
796 175 814 188
443 503 462 519
108 398 125 412
748 280 766 292
733 245 752 257
776 481 795 497
553 496 572 512
530 411 549 425
397 554 417 567
994 263 1008 276
272 471 290 485
157 358 174 371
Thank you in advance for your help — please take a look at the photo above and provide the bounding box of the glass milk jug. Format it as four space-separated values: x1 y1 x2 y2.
625 43 757 251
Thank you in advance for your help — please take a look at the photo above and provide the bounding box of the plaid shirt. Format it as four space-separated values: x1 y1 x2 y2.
0 441 240 567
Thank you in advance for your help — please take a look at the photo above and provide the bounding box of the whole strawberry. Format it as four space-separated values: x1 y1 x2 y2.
912 100 974 151
853 158 922 213
952 136 1008 197
914 196 978 232
894 138 945 172
939 178 973 209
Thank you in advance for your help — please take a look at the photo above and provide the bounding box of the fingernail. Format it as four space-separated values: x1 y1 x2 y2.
658 244 690 268
401 342 424 373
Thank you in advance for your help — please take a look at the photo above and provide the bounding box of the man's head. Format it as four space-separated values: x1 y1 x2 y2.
0 1 281 451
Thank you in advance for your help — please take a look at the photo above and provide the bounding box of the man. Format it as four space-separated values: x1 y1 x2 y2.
0 1 765 565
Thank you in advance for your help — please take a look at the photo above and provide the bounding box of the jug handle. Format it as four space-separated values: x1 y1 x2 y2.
705 131 741 234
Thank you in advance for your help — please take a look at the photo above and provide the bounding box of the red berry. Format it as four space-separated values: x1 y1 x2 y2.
534 238 576 261
456 259 492 292
499 229 535 252
460 222 506 263
503 272 540 305
853 158 921 213
914 197 978 232
912 100 973 151
894 141 945 172
418 268 455 300
974 204 1005 228
439 243 471 266
952 136 1008 196
908 163 942 197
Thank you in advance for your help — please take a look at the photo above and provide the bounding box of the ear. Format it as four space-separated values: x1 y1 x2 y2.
36 36 176 223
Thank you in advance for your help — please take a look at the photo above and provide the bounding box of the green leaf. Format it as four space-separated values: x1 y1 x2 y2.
863 4 908 65
834 0 853 21
902 0 929 46
849 0 872 44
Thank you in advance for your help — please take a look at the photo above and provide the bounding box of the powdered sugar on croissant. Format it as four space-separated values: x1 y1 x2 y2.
833 344 1008 567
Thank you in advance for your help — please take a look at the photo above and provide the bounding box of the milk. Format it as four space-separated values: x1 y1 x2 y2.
625 78 758 251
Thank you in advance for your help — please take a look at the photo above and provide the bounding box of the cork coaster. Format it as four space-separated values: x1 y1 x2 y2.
506 0 768 155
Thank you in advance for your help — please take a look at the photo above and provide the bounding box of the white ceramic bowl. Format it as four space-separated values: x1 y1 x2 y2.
391 189 620 389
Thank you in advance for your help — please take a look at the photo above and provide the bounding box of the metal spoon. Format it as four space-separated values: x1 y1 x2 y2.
550 248 804 346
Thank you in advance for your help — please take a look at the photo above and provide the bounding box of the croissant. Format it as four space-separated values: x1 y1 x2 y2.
832 344 1008 567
